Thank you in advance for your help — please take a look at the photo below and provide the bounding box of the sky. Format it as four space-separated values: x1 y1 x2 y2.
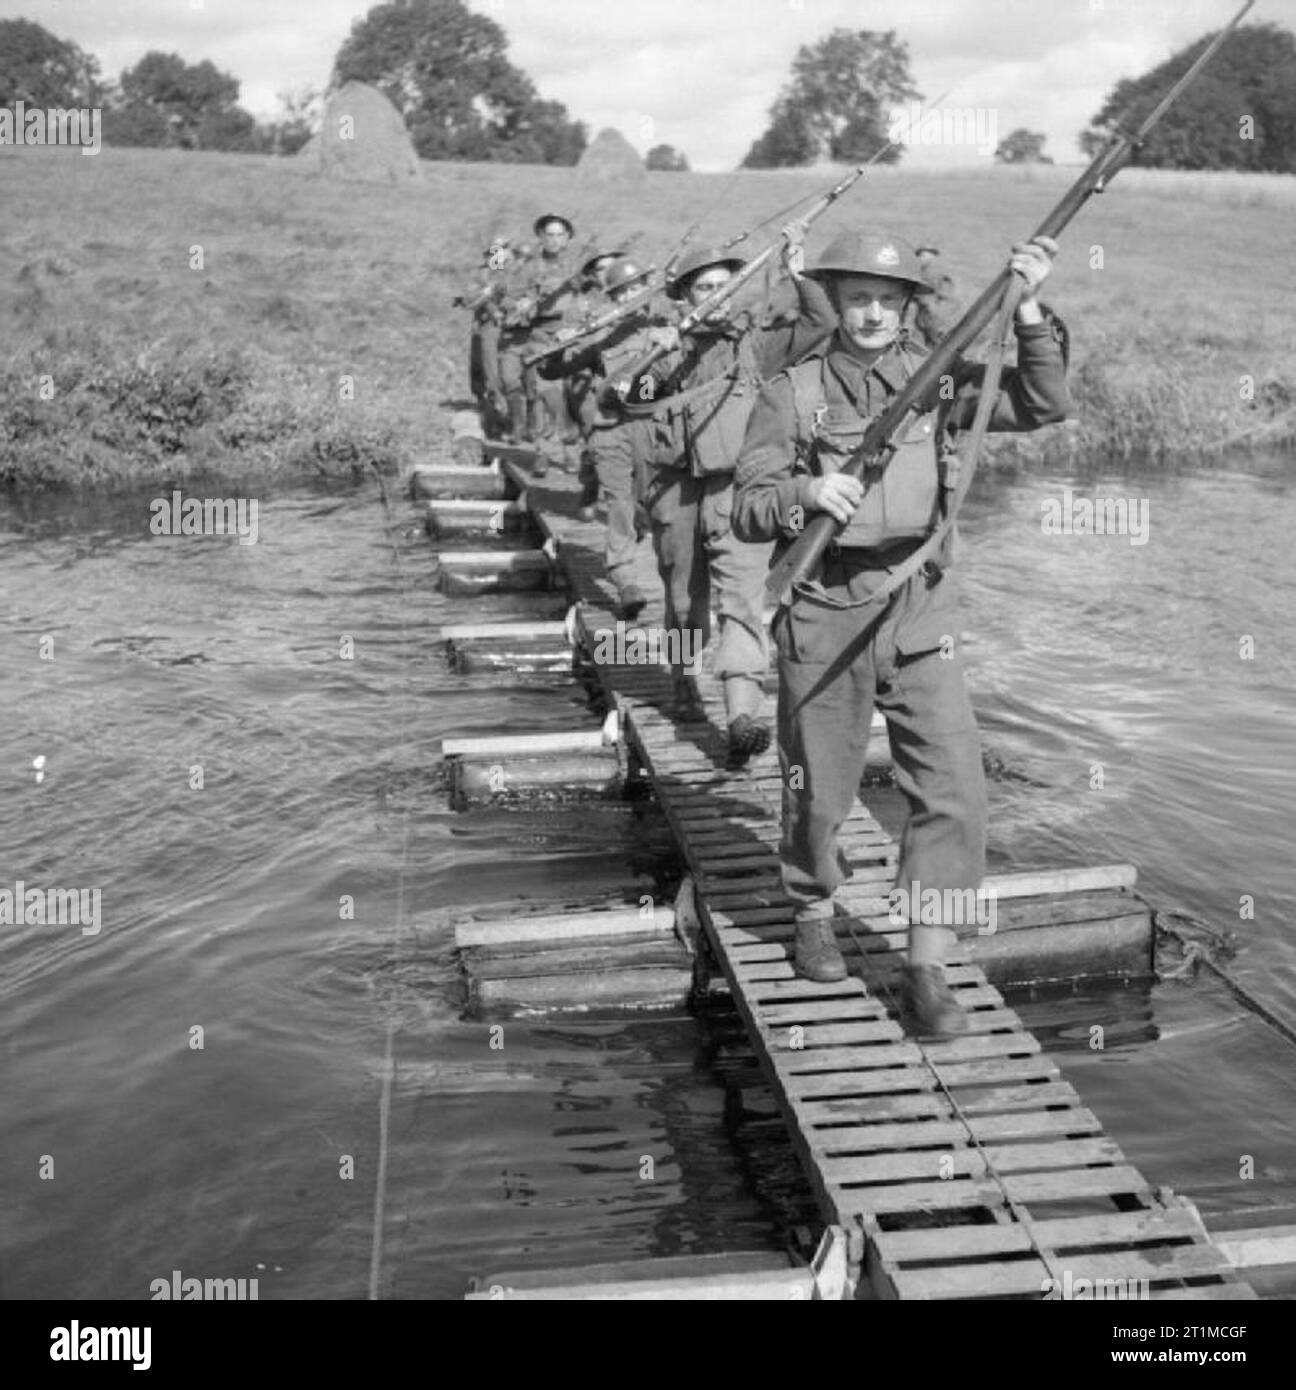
3 0 1276 168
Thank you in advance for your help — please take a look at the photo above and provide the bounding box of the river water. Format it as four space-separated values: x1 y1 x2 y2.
2 453 1294 1300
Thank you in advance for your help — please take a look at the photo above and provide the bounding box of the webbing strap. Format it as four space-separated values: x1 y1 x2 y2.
797 279 1023 613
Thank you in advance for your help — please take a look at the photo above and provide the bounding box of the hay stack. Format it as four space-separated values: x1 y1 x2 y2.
315 81 421 184
575 127 645 187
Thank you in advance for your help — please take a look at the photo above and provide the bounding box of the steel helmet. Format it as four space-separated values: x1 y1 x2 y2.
667 246 747 300
603 258 654 295
806 232 933 294
533 212 575 238
581 248 625 279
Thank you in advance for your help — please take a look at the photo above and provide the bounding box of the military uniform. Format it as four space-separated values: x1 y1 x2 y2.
499 216 581 461
627 261 834 741
540 259 662 615
732 229 1069 1023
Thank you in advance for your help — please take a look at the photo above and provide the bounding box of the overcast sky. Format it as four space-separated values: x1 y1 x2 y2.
5 0 1269 168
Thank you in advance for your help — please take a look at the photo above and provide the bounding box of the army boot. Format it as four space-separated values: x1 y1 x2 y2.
616 585 647 622
901 963 970 1038
794 903 847 983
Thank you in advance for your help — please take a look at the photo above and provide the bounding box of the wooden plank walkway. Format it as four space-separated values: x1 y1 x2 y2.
446 446 1255 1301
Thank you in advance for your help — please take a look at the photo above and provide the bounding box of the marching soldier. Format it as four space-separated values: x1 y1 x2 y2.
539 257 665 620
498 213 580 471
567 246 632 518
732 231 1069 1034
911 243 957 348
453 234 517 438
623 224 835 767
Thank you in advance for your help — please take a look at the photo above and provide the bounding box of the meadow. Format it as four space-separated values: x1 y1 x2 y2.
1 147 1292 491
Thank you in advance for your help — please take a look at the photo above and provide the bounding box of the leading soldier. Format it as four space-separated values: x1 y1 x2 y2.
732 231 1069 1035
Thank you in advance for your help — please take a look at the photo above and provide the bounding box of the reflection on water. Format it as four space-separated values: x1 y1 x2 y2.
1 455 1294 1299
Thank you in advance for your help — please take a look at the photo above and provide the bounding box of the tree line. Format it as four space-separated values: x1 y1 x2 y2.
3 7 1294 171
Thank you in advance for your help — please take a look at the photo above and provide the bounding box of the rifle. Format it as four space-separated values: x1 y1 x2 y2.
522 267 663 368
525 229 645 326
608 92 954 406
764 0 1255 607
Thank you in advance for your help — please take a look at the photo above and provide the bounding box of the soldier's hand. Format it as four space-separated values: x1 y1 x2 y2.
781 218 810 277
806 472 864 524
1008 237 1057 296
649 325 680 352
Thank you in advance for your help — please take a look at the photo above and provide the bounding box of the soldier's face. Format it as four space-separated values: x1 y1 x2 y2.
687 266 732 320
832 274 909 352
540 222 570 254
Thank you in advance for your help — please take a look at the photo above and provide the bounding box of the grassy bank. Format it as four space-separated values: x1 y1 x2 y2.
1 147 1292 491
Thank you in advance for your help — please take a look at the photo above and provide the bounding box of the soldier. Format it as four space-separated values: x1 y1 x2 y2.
453 234 517 438
567 246 631 518
498 214 581 474
732 231 1069 1035
541 257 666 620
911 244 957 348
623 224 835 767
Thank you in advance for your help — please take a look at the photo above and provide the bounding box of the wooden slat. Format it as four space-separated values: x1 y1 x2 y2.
834 1164 1151 1216
822 1137 1125 1184
875 1206 1206 1261
811 1108 1102 1156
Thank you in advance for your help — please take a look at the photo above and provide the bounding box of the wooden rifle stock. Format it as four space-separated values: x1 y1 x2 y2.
764 0 1254 607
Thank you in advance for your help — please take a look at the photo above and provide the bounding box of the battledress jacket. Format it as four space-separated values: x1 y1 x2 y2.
619 272 837 475
732 315 1070 552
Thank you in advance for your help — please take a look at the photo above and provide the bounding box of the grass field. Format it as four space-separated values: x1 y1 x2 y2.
1 147 1292 491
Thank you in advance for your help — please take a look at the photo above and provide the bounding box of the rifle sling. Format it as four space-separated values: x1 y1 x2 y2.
786 283 1022 716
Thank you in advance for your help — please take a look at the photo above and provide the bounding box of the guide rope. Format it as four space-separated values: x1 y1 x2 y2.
364 461 421 1299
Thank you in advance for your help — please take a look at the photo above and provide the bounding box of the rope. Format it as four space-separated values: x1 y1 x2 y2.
364 461 420 1298
1155 908 1296 1051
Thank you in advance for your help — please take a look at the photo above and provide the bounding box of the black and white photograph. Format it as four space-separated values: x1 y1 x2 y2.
2 0 1294 1338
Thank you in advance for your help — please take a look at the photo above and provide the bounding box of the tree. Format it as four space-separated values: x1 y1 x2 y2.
268 85 321 155
1079 21 1296 171
994 128 1052 164
743 29 920 168
0 18 99 107
646 143 689 172
333 0 586 164
106 51 260 151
